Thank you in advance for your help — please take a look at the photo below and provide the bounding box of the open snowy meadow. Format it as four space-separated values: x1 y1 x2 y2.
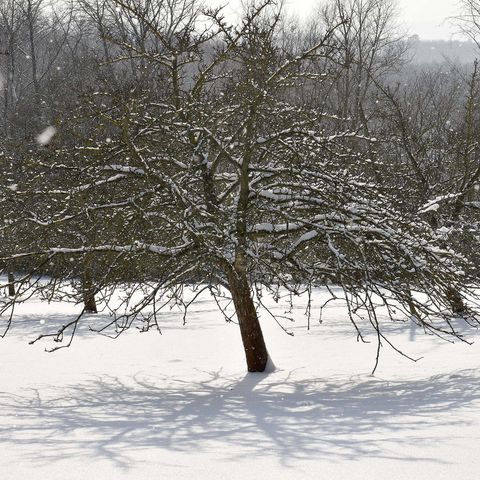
1 287 479 480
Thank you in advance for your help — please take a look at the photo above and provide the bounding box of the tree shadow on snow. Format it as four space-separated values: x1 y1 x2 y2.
0 368 479 469
1 307 222 343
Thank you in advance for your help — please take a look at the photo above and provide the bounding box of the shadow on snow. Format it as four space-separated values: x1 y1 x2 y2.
0 367 478 469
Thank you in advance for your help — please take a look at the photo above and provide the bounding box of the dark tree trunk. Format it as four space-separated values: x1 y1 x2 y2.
82 254 97 313
7 271 15 297
227 267 268 372
406 287 418 318
446 285 466 314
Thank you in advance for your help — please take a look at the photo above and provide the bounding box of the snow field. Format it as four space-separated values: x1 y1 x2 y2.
0 287 479 479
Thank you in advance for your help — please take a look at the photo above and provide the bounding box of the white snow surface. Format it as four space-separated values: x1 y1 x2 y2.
1 287 479 479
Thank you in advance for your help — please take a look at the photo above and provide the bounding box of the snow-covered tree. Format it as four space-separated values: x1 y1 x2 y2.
2 0 479 372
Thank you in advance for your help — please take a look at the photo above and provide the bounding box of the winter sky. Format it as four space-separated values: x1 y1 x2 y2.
397 0 461 39
208 0 463 40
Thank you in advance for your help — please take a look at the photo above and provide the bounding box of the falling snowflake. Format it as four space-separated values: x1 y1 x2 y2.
36 126 57 146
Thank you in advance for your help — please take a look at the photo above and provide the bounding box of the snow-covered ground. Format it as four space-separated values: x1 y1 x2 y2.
1 287 479 479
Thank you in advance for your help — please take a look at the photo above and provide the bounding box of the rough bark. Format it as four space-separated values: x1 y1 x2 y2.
227 267 268 372
7 271 15 297
82 254 97 313
446 285 466 314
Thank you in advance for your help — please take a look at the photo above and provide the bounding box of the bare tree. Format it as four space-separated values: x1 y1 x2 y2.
455 0 480 49
1 0 479 373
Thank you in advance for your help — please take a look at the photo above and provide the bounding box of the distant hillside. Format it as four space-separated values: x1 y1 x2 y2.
409 37 478 64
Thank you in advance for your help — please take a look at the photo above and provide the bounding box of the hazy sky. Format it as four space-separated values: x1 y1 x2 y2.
209 0 463 40
398 0 460 39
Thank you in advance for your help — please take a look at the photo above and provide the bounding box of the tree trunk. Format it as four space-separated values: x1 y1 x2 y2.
82 254 97 313
7 271 15 297
227 267 268 372
406 287 418 318
446 285 465 314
